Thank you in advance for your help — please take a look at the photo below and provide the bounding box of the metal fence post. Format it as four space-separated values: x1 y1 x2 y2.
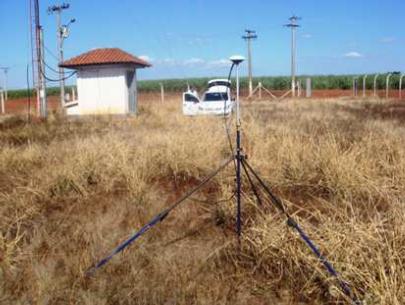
373 74 380 97
362 74 368 97
1 90 4 114
258 82 262 99
160 83 165 103
353 77 358 97
386 73 392 99
72 87 76 101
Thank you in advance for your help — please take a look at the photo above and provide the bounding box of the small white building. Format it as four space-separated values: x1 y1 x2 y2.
60 48 151 115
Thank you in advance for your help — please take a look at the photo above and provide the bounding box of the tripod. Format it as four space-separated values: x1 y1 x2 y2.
86 57 360 305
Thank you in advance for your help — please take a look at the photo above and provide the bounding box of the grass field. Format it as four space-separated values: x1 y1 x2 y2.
1 97 404 304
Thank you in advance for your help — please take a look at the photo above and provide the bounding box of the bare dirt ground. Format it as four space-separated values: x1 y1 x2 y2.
1 96 60 115
2 89 404 117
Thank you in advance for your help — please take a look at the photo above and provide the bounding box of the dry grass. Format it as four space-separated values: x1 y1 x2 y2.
1 97 404 305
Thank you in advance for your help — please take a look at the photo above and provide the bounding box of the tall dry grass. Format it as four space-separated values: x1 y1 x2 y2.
0 97 404 304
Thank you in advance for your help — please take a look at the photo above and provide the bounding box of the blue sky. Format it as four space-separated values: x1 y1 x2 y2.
1 0 404 89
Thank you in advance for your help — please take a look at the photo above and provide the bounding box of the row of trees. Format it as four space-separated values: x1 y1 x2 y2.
138 74 404 92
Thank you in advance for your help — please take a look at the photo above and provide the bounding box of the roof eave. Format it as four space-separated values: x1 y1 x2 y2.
59 62 152 69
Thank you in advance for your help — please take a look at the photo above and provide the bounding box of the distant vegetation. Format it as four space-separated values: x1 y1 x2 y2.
7 74 404 99
137 74 404 92
7 86 75 100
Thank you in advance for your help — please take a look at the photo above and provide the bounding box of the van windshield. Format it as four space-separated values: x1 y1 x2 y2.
208 81 231 88
203 92 229 101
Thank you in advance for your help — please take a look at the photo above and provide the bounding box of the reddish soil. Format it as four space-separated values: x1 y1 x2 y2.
2 96 60 115
2 90 404 116
138 89 404 102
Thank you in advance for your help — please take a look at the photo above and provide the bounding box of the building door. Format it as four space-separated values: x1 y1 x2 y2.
126 70 136 113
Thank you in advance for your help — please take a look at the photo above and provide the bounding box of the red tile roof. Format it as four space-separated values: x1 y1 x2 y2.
60 48 151 69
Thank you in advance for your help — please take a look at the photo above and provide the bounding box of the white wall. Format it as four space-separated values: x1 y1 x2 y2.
76 65 130 115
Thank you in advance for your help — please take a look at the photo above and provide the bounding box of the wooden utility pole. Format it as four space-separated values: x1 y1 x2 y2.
242 29 257 96
285 16 301 97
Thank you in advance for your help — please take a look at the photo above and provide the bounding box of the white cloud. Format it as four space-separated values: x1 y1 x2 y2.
380 37 396 43
302 33 312 39
206 59 229 68
139 55 153 62
159 58 177 66
343 51 363 58
187 37 212 46
183 58 205 66
152 57 229 70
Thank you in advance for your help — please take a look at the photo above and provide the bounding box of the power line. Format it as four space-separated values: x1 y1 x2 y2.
40 68 77 82
44 44 59 61
44 60 70 75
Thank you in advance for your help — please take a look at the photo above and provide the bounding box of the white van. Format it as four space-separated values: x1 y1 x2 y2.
182 79 234 116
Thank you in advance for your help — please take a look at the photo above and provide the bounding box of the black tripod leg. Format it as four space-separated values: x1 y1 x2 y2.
241 159 263 207
242 159 286 213
241 159 360 304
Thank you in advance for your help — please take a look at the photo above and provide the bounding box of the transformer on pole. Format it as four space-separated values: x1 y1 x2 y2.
285 15 301 97
48 2 75 112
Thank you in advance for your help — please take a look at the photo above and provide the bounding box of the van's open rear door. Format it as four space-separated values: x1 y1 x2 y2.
182 91 200 116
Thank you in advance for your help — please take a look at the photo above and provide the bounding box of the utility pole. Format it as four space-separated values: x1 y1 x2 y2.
242 29 257 96
32 0 47 118
0 67 9 101
39 28 47 117
285 15 301 97
48 3 74 112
